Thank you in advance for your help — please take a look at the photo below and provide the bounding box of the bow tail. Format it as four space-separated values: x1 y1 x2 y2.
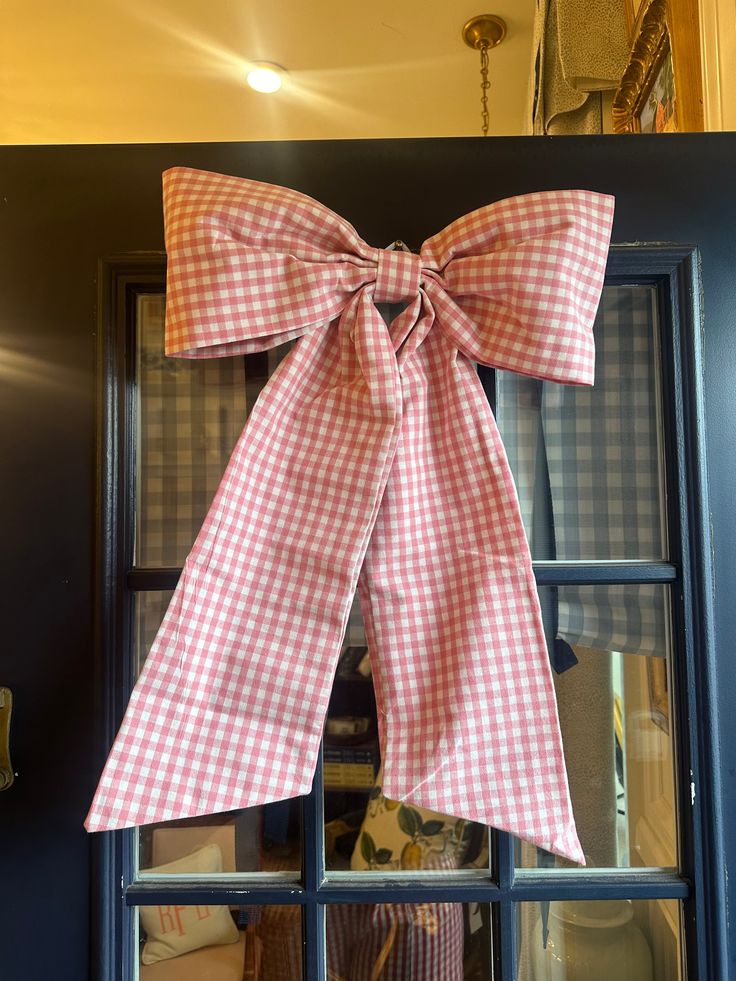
357 326 584 864
85 307 403 831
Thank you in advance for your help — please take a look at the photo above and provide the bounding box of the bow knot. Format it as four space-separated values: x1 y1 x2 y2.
374 247 422 303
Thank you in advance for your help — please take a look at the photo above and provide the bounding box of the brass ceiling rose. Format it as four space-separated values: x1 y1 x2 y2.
461 14 507 50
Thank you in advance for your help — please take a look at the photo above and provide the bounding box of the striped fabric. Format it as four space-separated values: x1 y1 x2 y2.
86 167 614 865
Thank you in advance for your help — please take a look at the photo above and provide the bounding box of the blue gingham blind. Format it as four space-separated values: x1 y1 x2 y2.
497 286 667 658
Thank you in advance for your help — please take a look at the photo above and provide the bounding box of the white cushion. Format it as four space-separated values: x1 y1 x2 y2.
139 845 239 965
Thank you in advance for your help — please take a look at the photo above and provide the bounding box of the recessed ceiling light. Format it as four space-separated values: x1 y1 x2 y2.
246 63 286 94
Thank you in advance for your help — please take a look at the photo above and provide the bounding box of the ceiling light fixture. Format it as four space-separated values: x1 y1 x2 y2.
246 63 286 94
462 15 506 136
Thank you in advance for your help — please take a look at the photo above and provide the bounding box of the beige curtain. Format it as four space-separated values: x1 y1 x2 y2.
529 0 630 134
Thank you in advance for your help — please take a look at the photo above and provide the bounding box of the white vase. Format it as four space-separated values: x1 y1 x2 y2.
530 899 653 981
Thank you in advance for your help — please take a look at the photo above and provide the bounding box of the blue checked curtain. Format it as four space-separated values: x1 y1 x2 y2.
497 286 667 658
134 294 292 669
135 289 665 663
135 293 293 568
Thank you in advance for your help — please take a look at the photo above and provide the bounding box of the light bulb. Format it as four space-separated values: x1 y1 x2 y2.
246 64 285 94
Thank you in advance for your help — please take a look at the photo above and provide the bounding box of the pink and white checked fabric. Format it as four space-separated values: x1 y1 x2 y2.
86 167 614 864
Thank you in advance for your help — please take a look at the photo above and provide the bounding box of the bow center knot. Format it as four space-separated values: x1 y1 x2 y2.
374 247 422 304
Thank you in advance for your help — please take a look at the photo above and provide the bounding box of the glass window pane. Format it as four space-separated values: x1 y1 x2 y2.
136 905 301 980
496 286 666 561
134 592 300 876
517 899 683 980
135 293 291 567
324 595 489 874
134 589 173 675
327 902 493 979
517 585 677 869
137 805 301 878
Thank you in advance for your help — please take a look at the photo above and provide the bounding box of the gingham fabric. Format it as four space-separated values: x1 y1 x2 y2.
497 286 666 657
86 166 614 863
327 902 464 980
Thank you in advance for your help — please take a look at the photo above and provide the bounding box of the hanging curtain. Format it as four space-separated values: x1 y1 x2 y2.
529 0 631 134
498 286 667 659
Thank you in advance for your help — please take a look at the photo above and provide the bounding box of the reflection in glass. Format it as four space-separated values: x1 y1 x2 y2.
517 900 682 980
327 903 492 980
496 286 666 561
135 294 292 567
137 802 301 877
517 586 676 869
134 590 173 676
134 592 300 876
324 596 489 873
136 905 301 980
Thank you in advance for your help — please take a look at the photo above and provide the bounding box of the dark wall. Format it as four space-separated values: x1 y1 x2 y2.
0 135 734 979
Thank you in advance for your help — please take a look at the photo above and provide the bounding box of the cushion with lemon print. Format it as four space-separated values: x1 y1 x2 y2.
350 769 474 872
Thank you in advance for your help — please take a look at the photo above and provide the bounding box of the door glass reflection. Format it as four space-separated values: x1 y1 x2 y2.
327 903 493 980
517 586 677 869
135 293 292 568
517 899 683 980
136 904 301 980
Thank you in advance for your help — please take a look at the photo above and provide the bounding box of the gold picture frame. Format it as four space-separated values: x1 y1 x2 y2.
613 0 704 133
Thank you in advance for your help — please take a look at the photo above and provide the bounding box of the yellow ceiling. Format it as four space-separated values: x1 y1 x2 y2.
1 0 535 144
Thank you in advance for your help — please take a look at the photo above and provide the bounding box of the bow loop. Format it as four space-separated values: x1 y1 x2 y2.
421 189 615 385
163 168 613 385
163 167 376 359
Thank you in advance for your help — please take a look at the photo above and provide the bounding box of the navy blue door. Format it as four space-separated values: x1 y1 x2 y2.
0 135 734 980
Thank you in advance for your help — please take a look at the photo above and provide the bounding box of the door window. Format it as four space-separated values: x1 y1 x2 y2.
107 250 704 979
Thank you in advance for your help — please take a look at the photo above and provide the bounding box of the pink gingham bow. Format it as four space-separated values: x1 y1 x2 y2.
86 167 614 864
